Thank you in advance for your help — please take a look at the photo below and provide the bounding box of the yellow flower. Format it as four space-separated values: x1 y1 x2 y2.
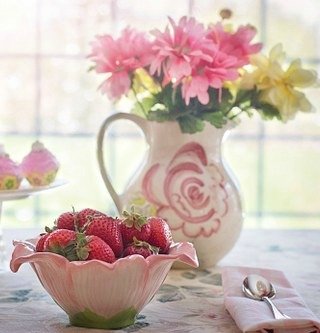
128 193 158 216
132 68 161 95
240 44 318 120
260 85 313 121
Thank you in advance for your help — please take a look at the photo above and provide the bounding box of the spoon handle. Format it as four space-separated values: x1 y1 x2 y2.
262 296 291 319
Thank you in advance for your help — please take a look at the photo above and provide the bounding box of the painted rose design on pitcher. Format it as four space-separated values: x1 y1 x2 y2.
141 142 228 238
97 113 243 268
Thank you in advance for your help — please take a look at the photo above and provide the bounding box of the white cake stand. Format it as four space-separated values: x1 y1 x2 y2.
0 179 67 271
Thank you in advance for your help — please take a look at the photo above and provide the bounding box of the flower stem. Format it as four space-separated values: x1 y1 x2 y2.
227 108 245 120
131 86 148 117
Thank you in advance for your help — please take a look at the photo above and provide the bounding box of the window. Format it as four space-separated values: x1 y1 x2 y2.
1 0 319 229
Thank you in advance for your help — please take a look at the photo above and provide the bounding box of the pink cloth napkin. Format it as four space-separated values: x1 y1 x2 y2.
222 266 320 333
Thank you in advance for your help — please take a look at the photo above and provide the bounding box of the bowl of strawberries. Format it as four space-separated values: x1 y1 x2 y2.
10 207 198 330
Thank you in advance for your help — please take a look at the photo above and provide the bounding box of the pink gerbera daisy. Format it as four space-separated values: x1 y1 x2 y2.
89 28 153 100
207 23 262 67
150 16 215 83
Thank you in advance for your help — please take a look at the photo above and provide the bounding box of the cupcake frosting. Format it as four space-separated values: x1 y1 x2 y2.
0 144 23 190
21 141 60 174
0 144 22 176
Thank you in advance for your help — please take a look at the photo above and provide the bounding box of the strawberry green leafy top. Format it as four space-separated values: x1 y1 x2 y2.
89 11 318 134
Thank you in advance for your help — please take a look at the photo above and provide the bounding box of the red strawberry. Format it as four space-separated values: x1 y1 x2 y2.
76 234 116 263
35 226 54 252
85 215 123 257
76 208 105 230
36 233 50 252
56 210 77 230
123 238 159 259
43 229 78 261
120 209 151 246
147 217 172 254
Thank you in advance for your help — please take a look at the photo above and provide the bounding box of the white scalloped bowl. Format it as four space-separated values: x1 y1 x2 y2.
10 239 198 329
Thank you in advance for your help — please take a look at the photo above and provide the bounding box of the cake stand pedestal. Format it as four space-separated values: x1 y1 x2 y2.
0 180 67 272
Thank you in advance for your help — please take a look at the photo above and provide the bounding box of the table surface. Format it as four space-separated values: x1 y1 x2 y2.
1 228 319 333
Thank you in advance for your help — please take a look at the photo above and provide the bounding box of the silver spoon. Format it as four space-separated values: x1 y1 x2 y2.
242 274 291 319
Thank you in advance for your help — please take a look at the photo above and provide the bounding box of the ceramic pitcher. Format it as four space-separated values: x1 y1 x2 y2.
97 113 243 268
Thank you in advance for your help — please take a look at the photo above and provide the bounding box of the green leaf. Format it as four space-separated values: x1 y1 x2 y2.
131 97 155 118
178 115 205 134
87 65 96 72
206 88 233 112
234 89 255 105
131 103 146 118
258 102 281 121
219 88 234 109
45 225 54 233
160 85 175 109
121 207 147 230
76 247 89 260
201 111 228 128
156 85 186 112
147 110 172 122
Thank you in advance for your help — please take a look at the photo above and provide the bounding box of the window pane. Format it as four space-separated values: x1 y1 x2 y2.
103 120 148 194
264 140 320 214
116 0 189 30
0 59 36 133
40 0 113 55
224 136 260 216
0 0 36 54
266 0 320 58
40 58 110 134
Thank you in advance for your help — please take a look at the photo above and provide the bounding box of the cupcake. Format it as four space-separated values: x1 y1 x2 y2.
0 144 23 190
21 141 60 186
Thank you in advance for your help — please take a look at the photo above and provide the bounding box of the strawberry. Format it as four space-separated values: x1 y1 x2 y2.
76 234 116 263
36 232 50 252
123 238 159 259
43 229 78 261
85 215 123 258
120 209 151 246
147 217 173 254
56 210 77 230
76 208 105 230
35 226 54 252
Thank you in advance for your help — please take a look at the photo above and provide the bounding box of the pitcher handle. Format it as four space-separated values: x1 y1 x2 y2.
97 113 150 214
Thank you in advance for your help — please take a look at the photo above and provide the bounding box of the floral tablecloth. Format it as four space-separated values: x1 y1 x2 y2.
0 228 319 333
